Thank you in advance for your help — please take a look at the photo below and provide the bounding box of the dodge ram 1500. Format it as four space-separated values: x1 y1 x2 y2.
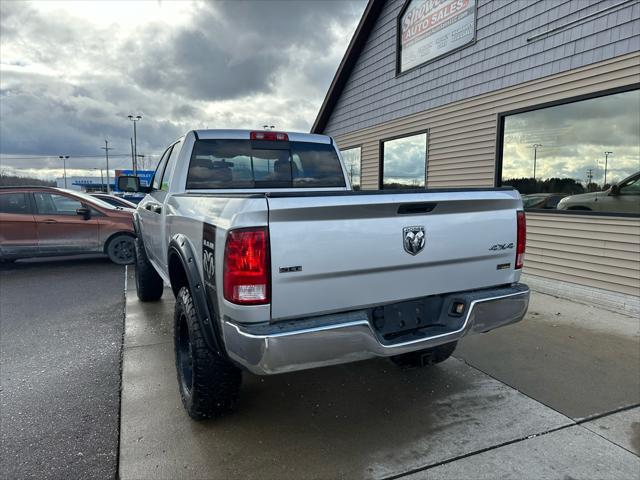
118 129 529 420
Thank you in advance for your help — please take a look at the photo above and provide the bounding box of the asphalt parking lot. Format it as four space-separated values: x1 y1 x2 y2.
0 256 125 480
119 269 640 480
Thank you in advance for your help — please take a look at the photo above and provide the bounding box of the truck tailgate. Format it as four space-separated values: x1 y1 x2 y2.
267 190 522 320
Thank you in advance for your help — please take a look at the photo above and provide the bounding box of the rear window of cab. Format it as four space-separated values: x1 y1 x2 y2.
186 140 346 189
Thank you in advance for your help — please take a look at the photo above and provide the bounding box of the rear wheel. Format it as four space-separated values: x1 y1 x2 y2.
134 237 164 302
390 341 458 369
106 234 135 265
174 286 241 420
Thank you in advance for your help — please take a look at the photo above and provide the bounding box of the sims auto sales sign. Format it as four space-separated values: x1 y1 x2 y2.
400 0 476 72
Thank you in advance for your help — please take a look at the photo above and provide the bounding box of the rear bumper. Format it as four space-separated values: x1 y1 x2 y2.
222 284 530 375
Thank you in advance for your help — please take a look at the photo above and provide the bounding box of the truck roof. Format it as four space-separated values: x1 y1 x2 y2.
192 129 333 144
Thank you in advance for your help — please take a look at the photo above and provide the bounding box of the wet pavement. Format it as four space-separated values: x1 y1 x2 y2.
119 272 640 479
0 256 126 480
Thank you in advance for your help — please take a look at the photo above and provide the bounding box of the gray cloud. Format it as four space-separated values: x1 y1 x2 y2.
0 0 365 178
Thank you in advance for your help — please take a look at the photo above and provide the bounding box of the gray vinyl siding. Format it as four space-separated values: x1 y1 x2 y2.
323 0 640 138
329 52 640 296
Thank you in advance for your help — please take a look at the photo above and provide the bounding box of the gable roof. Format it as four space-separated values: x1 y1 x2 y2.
311 0 387 134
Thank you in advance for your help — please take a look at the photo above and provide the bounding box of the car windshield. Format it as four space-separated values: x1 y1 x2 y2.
186 140 346 189
59 189 118 209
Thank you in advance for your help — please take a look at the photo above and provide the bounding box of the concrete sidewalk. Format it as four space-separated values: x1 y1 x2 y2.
119 272 639 479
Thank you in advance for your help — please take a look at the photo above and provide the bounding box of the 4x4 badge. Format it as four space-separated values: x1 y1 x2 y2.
403 226 426 256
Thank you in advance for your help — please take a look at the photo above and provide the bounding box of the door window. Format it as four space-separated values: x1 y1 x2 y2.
160 141 182 191
152 146 173 190
619 174 640 195
34 193 83 215
0 193 30 214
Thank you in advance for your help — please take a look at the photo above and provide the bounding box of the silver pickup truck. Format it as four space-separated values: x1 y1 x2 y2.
118 129 530 420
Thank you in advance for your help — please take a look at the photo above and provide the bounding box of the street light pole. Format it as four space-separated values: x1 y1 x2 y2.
101 140 113 194
58 155 69 188
603 151 613 187
532 144 542 180
128 114 142 175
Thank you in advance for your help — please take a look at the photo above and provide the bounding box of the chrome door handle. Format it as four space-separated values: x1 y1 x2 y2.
43 219 58 224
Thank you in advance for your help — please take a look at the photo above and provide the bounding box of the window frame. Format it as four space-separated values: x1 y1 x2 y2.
340 145 363 190
494 83 640 218
379 129 429 190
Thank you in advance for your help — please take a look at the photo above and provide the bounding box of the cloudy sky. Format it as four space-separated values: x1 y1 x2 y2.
0 0 365 179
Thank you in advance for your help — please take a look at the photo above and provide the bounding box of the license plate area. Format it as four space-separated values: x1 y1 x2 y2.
368 295 466 343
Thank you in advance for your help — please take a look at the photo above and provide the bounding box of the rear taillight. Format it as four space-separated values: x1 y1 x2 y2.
250 131 288 141
516 211 526 269
223 227 270 305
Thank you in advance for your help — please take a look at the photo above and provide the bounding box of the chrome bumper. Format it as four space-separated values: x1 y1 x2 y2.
222 284 530 375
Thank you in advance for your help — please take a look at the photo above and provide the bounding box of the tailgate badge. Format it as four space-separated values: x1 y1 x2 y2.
403 226 426 256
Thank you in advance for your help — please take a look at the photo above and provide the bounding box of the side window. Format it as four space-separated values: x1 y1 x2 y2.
152 146 173 190
34 193 83 215
160 141 182 191
619 175 640 195
0 193 30 214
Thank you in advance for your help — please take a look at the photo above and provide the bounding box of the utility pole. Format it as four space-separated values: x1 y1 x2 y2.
531 144 542 180
58 156 69 188
586 168 594 188
101 140 113 194
128 114 142 175
603 151 613 187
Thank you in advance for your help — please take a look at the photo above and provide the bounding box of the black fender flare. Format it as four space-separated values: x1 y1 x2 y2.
167 234 224 356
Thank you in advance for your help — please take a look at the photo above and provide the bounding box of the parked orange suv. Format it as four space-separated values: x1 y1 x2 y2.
0 186 136 264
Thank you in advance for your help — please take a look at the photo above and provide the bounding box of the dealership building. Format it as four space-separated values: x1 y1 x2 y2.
313 0 639 313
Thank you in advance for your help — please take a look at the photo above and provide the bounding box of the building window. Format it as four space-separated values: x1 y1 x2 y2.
381 132 427 189
398 0 477 73
500 88 640 215
341 147 361 190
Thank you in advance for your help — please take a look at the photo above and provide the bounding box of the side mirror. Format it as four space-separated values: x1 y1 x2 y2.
76 207 91 220
117 175 141 192
609 184 620 196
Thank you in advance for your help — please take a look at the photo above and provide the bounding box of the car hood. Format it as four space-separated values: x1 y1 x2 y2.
558 190 605 205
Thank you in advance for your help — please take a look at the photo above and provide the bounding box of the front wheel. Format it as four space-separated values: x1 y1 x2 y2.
106 234 135 265
390 341 458 369
174 286 242 420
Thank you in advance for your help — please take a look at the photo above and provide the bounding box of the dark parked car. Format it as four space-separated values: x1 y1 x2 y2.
91 193 138 208
521 193 567 209
0 186 136 264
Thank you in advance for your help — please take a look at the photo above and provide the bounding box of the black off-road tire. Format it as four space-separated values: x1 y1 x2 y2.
174 286 242 420
390 341 458 369
134 237 164 302
106 234 136 265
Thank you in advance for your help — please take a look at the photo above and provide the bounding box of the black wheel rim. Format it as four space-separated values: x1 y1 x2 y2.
177 313 193 395
112 238 134 263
